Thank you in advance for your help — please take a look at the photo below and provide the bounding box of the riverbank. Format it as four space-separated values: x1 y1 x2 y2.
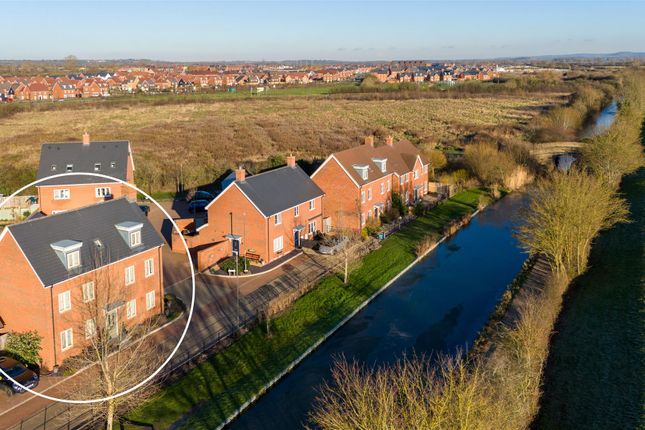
535 166 644 428
127 188 490 429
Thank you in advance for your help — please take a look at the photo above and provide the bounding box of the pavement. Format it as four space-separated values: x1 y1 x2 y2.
0 200 334 430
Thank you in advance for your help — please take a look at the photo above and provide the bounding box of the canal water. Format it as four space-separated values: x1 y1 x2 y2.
556 100 619 171
227 193 528 430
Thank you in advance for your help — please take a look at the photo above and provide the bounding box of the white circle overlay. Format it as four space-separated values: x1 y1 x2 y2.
0 172 196 404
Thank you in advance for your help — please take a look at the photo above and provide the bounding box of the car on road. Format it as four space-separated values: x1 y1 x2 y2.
188 199 209 213
0 356 39 396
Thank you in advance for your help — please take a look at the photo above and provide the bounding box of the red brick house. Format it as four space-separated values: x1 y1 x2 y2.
312 136 430 231
0 198 165 369
189 156 324 269
36 133 137 215
51 81 77 100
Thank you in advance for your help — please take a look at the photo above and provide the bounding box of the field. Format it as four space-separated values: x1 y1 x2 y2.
127 189 488 429
535 166 644 429
0 93 561 193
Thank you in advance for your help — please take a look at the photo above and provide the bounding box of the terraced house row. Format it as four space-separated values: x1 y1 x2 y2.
174 135 430 270
0 132 429 368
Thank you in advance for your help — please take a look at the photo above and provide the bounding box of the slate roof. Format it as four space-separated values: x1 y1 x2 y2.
234 165 324 217
36 141 131 186
330 140 428 185
7 198 164 287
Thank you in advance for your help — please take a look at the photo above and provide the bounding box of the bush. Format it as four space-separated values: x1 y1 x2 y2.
413 202 426 217
379 207 400 224
218 256 249 274
391 192 406 214
5 331 42 367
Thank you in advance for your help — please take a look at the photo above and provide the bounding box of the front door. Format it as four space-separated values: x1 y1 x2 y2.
232 238 240 256
106 310 118 339
294 230 301 248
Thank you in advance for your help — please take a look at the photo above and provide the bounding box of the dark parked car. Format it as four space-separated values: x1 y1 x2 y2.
192 191 215 201
188 199 209 213
0 356 39 396
139 204 150 217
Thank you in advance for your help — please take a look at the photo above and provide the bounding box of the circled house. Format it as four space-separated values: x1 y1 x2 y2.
0 198 165 369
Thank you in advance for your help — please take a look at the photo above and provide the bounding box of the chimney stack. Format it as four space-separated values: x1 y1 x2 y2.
287 154 296 168
385 135 394 147
235 166 246 182
82 131 90 145
364 135 374 147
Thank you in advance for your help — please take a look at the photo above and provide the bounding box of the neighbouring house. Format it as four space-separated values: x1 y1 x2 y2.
312 135 430 231
0 198 165 369
36 132 137 216
177 156 324 270
51 81 77 100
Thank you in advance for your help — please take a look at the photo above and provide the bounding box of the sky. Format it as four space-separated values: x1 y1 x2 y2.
1 1 644 61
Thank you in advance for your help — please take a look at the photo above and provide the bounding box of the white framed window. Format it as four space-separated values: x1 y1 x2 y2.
94 163 101 172
66 251 81 269
95 187 111 198
58 291 71 313
368 189 372 200
146 291 155 310
274 213 282 225
309 199 315 210
380 183 385 194
144 258 154 277
294 206 299 217
127 299 137 319
423 165 428 174
54 189 70 200
308 221 316 235
66 164 73 172
414 170 419 179
61 328 73 351
85 319 96 339
361 191 365 203
125 265 135 286
400 176 404 186
130 231 142 247
273 235 284 253
387 180 391 192
82 281 95 302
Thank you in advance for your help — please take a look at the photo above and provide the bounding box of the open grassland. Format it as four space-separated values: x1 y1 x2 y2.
535 165 645 430
127 189 488 429
0 94 560 193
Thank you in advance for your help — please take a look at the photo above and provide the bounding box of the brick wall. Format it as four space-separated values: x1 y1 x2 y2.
312 158 362 231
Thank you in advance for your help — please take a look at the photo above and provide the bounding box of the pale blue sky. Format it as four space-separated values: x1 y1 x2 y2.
2 1 644 61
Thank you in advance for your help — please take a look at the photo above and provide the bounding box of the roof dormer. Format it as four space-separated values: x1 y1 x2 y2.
116 221 144 248
352 164 369 181
372 157 388 173
50 239 83 271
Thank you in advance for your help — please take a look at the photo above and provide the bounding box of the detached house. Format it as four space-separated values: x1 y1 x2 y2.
312 136 430 231
188 156 324 269
36 133 137 215
0 198 165 369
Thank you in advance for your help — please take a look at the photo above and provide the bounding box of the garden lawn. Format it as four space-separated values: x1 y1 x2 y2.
127 188 488 429
535 166 645 429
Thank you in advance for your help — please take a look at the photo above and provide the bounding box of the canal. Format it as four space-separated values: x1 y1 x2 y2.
227 193 528 430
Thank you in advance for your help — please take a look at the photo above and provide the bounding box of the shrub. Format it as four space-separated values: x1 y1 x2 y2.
391 192 406 214
218 256 249 274
5 331 42 366
413 202 426 217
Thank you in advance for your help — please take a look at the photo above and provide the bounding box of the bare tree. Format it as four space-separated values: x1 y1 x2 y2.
62 250 165 429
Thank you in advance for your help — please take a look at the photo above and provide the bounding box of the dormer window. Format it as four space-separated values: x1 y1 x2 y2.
66 164 73 172
51 240 83 271
94 163 101 171
116 222 144 248
352 164 369 181
372 158 387 173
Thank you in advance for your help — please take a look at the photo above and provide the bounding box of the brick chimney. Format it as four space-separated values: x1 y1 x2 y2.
385 135 394 147
364 135 374 147
235 166 246 182
287 154 296 168
82 131 90 145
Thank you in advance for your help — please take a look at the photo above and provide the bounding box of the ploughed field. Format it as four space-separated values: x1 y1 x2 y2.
0 94 559 192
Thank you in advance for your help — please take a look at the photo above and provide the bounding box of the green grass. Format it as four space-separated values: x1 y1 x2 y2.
535 166 645 430
127 188 488 429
